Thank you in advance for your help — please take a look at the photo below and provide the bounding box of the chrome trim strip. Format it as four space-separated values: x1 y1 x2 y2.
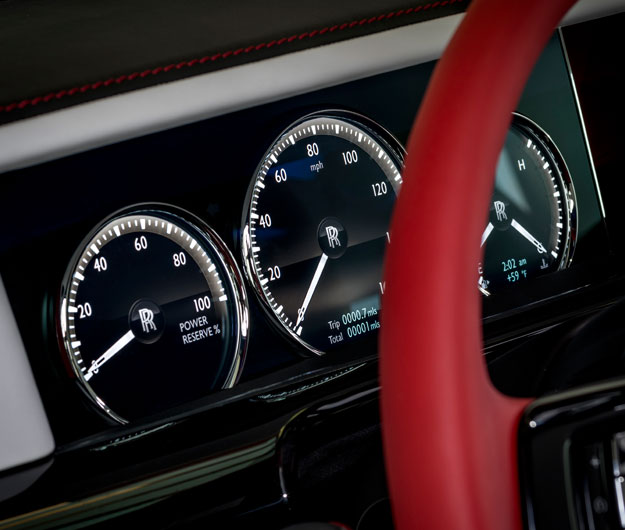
558 28 607 219
0 437 277 529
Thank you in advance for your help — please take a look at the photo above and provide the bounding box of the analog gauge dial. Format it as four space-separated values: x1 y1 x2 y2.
479 114 577 295
242 112 403 354
58 206 248 423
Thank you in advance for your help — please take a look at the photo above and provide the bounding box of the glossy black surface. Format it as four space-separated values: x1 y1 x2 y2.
519 378 625 530
0 359 382 529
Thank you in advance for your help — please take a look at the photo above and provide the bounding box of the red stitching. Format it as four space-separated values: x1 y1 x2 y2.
0 0 464 114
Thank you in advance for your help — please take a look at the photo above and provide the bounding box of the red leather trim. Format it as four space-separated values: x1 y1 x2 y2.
379 0 576 529
0 0 465 115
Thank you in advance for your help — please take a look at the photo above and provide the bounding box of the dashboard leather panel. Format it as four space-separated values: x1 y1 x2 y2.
0 0 468 124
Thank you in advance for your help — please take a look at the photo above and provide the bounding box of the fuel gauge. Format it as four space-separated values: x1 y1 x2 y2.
478 114 577 295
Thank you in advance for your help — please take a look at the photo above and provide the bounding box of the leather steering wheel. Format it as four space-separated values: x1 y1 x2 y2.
380 0 577 528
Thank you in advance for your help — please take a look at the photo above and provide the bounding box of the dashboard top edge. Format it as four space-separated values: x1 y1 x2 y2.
0 15 463 176
0 0 620 177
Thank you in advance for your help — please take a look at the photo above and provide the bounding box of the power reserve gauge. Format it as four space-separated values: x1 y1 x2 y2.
58 205 248 423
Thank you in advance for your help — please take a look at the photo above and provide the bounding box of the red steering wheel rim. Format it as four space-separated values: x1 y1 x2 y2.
380 0 577 528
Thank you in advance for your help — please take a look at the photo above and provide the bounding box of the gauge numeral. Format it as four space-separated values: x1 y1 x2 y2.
193 295 211 313
134 236 148 251
306 143 319 157
342 150 358 165
507 270 521 283
274 168 288 183
173 252 187 267
93 257 108 272
259 214 272 228
268 266 281 281
501 259 517 272
372 181 388 197
78 303 92 319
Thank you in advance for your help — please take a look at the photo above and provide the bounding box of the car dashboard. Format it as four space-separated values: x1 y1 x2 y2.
1 2 625 529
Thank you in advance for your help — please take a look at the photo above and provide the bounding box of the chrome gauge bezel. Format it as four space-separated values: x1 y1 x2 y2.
241 110 405 356
58 204 249 424
478 113 578 297
513 112 578 271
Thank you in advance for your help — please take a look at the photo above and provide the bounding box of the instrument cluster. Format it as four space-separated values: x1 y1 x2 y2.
56 109 581 424
0 35 607 432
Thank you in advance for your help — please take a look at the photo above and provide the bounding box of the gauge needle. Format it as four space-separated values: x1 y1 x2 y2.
84 329 135 381
481 222 494 247
295 253 329 329
511 219 547 254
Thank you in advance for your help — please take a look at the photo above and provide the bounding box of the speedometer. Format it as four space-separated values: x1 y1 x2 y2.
58 205 248 423
241 112 403 354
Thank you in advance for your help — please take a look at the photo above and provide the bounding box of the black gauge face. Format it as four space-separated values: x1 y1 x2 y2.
59 207 248 423
242 113 403 354
479 114 576 295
